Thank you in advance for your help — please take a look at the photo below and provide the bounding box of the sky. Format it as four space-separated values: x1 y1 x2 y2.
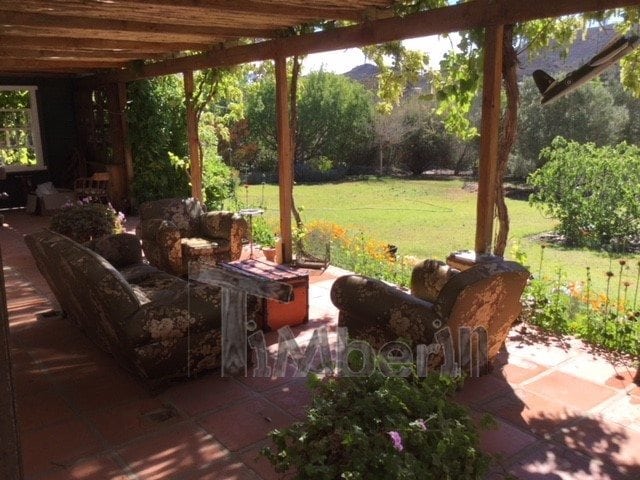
302 34 459 74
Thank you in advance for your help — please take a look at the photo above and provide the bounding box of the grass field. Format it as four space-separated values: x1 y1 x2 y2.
237 177 639 294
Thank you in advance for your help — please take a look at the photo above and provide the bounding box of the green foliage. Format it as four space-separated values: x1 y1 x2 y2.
514 78 629 177
522 255 640 356
0 89 37 167
50 202 124 244
245 71 374 170
528 137 640 251
262 370 490 480
127 77 190 204
251 216 277 248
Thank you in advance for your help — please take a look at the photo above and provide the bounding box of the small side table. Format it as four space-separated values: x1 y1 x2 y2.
223 258 309 331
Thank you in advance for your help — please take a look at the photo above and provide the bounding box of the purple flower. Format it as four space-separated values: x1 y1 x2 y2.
387 431 404 452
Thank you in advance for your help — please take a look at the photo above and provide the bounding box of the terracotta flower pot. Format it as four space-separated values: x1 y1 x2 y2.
262 246 277 262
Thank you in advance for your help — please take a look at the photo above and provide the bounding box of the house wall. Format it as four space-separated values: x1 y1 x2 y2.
0 77 78 208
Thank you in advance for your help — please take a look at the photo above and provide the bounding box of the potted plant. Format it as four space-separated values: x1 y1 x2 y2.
252 216 278 262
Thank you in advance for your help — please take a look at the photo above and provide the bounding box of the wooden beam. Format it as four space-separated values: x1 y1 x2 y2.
275 55 294 265
0 49 163 61
82 0 640 85
116 0 387 20
0 35 207 53
117 82 135 210
0 244 23 480
0 59 126 72
183 70 203 203
475 25 504 255
0 11 277 39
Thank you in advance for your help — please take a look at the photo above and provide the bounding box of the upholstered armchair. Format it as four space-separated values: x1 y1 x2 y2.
330 259 529 371
137 197 248 276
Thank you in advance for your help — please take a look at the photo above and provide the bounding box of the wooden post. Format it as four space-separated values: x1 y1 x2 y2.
0 244 24 479
183 70 203 202
275 55 293 264
117 82 134 209
475 25 504 255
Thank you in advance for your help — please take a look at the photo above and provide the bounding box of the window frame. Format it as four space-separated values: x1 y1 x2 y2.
0 85 46 173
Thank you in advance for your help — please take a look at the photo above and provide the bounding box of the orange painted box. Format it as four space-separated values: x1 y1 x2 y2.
225 259 309 331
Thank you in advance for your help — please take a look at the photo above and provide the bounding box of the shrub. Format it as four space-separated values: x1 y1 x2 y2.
528 137 640 251
262 371 491 480
50 202 124 243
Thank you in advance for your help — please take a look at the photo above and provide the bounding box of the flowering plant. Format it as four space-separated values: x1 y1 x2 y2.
50 199 125 243
262 369 490 479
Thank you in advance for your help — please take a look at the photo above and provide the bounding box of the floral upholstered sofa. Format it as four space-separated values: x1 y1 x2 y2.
330 259 529 371
137 197 248 277
25 229 260 387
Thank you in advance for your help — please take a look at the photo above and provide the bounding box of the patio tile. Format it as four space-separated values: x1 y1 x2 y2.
117 423 228 480
490 353 547 385
262 377 312 419
453 374 511 407
88 397 184 446
161 376 253 417
553 416 640 477
506 442 629 480
186 459 261 480
476 415 538 458
556 353 637 389
523 371 617 411
199 398 294 452
239 441 287 480
32 454 131 480
595 394 640 433
20 418 103 478
12 364 52 397
482 387 577 437
58 369 149 413
16 387 75 432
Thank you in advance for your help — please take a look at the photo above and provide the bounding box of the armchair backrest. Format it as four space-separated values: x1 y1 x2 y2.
138 197 205 237
435 261 530 360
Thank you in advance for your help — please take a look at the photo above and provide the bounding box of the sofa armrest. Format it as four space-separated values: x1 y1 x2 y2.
330 274 440 347
200 212 248 260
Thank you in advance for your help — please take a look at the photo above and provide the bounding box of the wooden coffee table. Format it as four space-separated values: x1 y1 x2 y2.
222 259 309 331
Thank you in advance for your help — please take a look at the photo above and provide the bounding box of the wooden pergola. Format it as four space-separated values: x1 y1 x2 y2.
2 0 638 261
2 1 639 477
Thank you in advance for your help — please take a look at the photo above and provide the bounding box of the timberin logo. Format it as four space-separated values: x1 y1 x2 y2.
223 323 489 379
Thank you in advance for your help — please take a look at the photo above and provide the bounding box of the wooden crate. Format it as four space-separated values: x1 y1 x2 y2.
225 259 309 331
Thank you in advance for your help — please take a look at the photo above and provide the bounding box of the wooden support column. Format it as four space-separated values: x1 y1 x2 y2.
275 55 293 264
475 25 504 255
117 82 134 209
183 70 203 202
0 244 23 480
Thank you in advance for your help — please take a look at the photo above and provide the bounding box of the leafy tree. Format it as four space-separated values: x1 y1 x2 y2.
127 76 190 205
513 77 629 177
528 137 640 251
127 69 243 209
246 71 374 170
428 8 640 255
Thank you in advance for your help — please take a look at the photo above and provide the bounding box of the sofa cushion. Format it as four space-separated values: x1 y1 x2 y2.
86 233 143 268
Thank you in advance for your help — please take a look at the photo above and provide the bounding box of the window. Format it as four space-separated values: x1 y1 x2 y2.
0 86 44 172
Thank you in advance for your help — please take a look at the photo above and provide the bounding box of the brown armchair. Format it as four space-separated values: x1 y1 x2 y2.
137 197 248 276
330 259 529 372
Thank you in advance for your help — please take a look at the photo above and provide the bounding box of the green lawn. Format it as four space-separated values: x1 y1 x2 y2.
238 177 639 294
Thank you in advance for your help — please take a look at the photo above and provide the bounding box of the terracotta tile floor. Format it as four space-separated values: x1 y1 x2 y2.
2 210 639 479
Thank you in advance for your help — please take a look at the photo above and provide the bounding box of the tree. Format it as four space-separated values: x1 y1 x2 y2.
429 8 640 255
246 71 374 171
529 137 640 250
513 76 629 177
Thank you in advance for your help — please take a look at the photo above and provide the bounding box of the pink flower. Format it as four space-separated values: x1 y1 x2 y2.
415 419 428 431
387 431 403 452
